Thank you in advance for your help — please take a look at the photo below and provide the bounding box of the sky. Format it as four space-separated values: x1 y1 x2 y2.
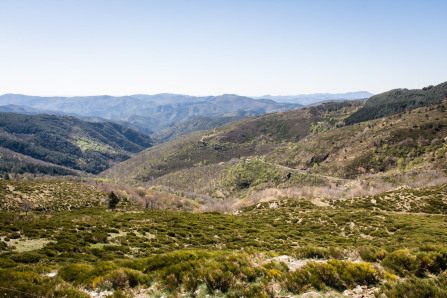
0 0 446 97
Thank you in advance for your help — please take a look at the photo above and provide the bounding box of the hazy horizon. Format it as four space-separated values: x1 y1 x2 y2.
0 90 374 98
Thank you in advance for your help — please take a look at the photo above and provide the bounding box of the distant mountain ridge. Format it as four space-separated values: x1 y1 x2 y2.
0 93 302 136
256 91 374 105
0 104 57 115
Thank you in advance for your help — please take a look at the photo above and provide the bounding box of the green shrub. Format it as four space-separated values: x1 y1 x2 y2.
90 261 119 278
358 246 387 262
103 245 131 254
139 250 268 293
293 246 328 259
0 269 42 284
164 273 179 292
0 269 50 297
203 267 234 293
58 263 94 285
284 260 379 293
381 273 447 297
108 192 120 210
228 283 271 298
328 247 344 259
158 260 199 288
264 261 289 281
109 290 128 298
43 248 57 257
101 268 148 289
0 258 15 267
8 232 20 239
53 289 90 298
381 249 417 276
143 250 213 272
415 251 447 276
11 252 44 263
181 273 199 293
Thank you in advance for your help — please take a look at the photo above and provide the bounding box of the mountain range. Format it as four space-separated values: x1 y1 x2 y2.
0 94 301 137
256 91 373 105
0 92 373 141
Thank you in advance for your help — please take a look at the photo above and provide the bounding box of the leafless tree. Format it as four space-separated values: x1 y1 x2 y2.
20 198 33 215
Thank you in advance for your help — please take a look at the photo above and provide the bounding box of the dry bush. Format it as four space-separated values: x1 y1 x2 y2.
431 138 441 146
198 198 237 213
85 166 447 214
85 180 197 211
417 136 429 146
399 138 415 147
229 169 447 211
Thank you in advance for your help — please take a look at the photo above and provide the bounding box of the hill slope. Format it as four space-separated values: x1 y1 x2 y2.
101 101 363 184
1 182 447 296
103 96 447 202
0 180 107 211
0 113 153 174
0 147 78 177
152 112 263 143
345 81 447 124
269 99 447 178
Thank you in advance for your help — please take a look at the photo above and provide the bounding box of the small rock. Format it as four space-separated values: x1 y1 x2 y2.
301 292 322 298
353 285 363 294
44 270 57 277
269 202 278 209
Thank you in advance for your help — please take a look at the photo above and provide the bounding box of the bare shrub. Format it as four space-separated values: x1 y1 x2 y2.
417 136 429 146
84 180 196 211
399 138 415 147
431 138 441 146
20 199 34 215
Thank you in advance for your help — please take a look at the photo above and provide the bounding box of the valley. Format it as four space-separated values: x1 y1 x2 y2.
1 82 447 297
3 0 447 295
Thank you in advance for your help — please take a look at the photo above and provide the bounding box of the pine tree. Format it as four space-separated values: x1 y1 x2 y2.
108 191 119 210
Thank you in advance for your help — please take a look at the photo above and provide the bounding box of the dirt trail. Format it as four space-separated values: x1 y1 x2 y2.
263 160 351 183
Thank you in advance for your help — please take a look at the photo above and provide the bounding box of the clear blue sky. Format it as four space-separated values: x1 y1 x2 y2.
0 0 446 96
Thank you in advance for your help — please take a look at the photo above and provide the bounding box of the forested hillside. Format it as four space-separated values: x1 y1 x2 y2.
0 147 77 177
345 81 447 124
0 113 153 174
